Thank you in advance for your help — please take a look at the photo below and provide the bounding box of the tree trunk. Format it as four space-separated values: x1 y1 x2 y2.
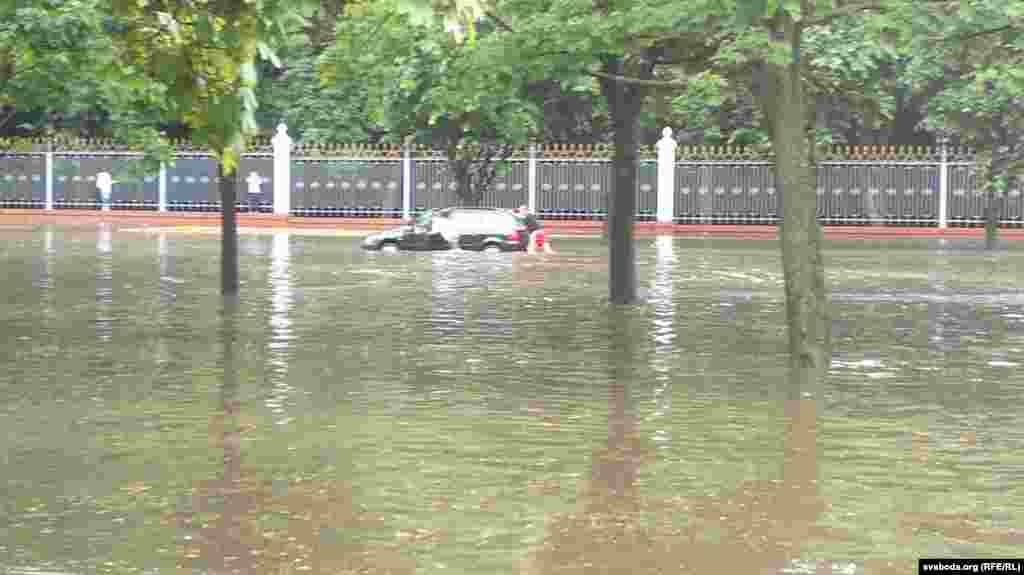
759 12 830 383
599 58 645 305
984 171 1002 250
219 163 239 295
450 159 480 207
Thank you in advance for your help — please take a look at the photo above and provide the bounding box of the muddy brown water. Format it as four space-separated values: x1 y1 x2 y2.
1 225 1022 574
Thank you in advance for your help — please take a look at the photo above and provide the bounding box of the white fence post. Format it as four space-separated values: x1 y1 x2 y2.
158 163 168 212
402 143 412 219
44 149 54 210
528 144 538 212
656 127 677 224
938 137 949 229
272 123 292 216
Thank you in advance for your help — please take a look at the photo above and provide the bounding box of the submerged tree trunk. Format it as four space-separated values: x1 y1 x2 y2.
759 12 830 383
599 58 647 305
219 163 239 295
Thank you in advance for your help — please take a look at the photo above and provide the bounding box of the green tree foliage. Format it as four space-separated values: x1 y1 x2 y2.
256 44 385 143
108 0 313 295
802 18 900 145
906 0 1024 246
111 0 266 171
253 0 388 143
324 1 540 206
0 0 162 139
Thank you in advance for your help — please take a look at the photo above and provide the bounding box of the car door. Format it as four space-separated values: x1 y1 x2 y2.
428 209 459 250
452 211 486 250
477 212 516 248
399 211 435 250
397 225 425 250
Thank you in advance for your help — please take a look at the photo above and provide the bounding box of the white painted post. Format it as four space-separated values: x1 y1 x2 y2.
938 136 949 229
96 172 113 212
527 144 538 212
656 127 678 224
158 163 167 212
44 150 54 210
402 143 412 219
272 123 292 216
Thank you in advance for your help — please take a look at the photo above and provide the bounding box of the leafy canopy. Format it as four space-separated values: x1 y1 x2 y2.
109 0 313 172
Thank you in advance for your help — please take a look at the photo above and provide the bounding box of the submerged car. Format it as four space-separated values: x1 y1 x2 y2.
361 207 529 253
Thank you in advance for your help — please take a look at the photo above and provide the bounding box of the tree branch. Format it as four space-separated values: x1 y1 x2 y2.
803 2 887 27
484 10 516 33
588 69 687 89
932 24 1017 43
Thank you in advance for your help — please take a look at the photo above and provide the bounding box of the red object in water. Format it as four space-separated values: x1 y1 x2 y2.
532 229 546 247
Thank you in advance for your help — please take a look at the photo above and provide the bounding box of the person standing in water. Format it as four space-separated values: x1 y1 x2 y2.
515 205 554 254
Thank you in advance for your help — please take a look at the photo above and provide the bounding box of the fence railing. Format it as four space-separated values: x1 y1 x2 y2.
2 125 1022 227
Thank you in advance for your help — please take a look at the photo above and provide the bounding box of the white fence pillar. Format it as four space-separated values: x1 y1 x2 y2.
272 123 292 216
402 143 412 219
527 144 538 212
158 163 168 212
656 127 677 224
938 138 949 228
44 150 54 210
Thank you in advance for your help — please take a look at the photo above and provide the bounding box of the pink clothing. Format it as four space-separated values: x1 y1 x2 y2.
530 229 546 248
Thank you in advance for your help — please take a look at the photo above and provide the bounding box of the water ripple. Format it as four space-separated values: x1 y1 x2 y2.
3 231 1024 574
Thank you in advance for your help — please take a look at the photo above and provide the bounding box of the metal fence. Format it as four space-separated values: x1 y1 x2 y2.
2 149 1023 226
672 160 949 225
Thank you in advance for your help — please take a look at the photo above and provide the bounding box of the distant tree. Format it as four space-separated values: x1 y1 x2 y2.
256 44 386 144
0 0 162 139
909 0 1024 248
323 2 539 206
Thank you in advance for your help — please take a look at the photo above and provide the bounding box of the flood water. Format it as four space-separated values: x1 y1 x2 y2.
1 225 1022 575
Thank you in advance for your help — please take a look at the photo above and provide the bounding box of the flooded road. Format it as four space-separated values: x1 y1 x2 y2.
1 225 1022 574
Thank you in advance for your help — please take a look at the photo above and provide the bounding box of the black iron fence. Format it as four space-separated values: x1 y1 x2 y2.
2 147 1022 226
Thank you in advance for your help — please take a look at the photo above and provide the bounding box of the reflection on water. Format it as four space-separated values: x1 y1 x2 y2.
154 232 172 368
2 231 1024 574
649 236 676 353
32 227 55 291
929 240 952 354
266 231 294 425
36 227 56 322
95 224 113 342
529 311 826 575
430 251 466 338
244 233 266 257
648 237 675 447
